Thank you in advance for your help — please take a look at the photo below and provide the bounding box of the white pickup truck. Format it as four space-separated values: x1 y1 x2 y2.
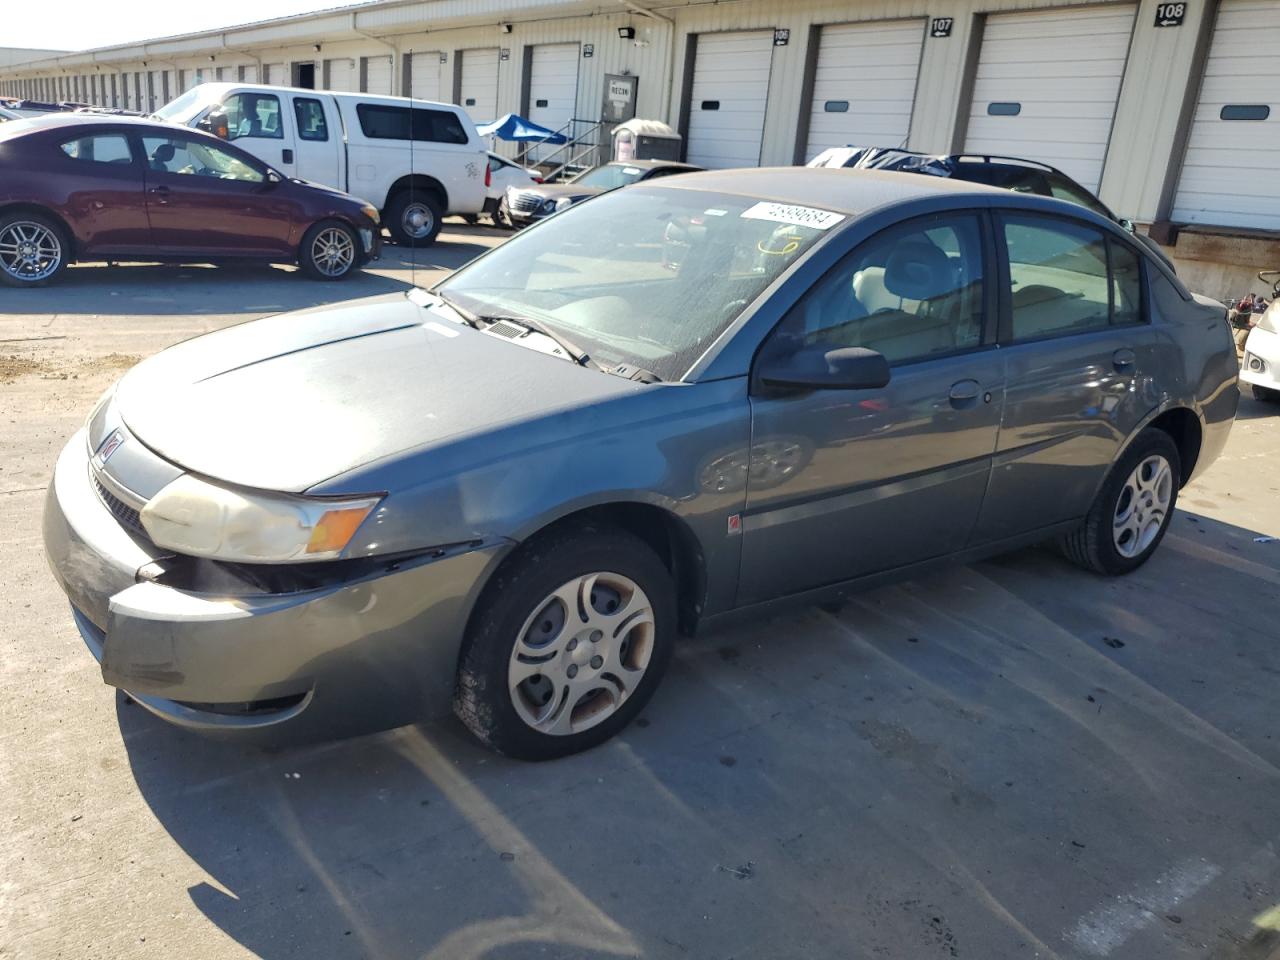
153 83 487 246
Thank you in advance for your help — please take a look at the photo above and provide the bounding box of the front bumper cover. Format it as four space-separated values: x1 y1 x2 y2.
1241 326 1280 391
43 430 508 737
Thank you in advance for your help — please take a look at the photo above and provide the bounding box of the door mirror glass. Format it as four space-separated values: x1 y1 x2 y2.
198 110 230 140
758 345 891 391
1120 218 1135 234
266 169 283 184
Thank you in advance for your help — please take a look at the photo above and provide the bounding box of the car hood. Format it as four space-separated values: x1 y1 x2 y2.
512 183 605 202
113 293 643 493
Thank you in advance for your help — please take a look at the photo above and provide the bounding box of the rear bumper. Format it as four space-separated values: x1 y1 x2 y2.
43 431 508 737
1241 326 1280 391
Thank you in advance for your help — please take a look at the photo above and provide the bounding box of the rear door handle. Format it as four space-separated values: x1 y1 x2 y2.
949 379 982 408
1113 348 1136 371
282 148 294 164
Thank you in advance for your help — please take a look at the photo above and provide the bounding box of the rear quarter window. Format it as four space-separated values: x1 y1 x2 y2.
355 104 469 144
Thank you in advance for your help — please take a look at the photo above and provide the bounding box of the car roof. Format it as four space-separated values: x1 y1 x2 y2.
654 166 1006 214
608 159 701 170
0 111 236 146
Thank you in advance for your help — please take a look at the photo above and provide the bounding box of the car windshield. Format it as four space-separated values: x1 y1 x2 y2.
152 88 216 122
435 186 840 381
571 164 648 190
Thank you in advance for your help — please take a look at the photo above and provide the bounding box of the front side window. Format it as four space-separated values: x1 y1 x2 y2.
293 97 329 141
1003 216 1117 341
59 134 132 165
222 93 284 140
355 104 468 144
142 135 264 183
768 214 987 365
436 187 835 382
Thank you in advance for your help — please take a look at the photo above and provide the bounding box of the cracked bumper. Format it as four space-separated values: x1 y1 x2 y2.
42 430 507 737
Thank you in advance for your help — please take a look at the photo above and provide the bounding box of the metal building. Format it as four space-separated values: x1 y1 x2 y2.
1 0 1277 298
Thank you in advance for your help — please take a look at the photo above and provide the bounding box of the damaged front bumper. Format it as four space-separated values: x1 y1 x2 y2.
42 430 508 737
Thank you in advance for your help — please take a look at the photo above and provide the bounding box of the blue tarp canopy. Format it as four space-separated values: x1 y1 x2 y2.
474 113 567 144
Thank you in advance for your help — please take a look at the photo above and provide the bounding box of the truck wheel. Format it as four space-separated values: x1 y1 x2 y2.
387 191 443 247
0 211 69 287
454 523 675 760
298 220 359 281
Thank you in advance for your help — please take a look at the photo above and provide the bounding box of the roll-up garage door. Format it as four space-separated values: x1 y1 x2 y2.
410 52 442 102
686 31 774 168
1173 0 1280 230
364 55 393 95
326 58 357 92
265 64 285 86
460 48 500 123
804 19 925 160
527 43 579 159
964 5 1136 190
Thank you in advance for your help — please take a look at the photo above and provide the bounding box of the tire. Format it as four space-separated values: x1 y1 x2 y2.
298 220 360 281
455 523 676 761
386 190 443 247
1059 428 1181 576
1252 384 1280 403
492 198 514 230
0 211 69 287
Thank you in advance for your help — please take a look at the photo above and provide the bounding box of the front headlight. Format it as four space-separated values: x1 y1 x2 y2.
140 474 382 564
360 202 380 225
554 197 574 211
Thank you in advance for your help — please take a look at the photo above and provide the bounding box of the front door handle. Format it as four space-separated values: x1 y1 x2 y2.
949 379 982 409
148 185 171 204
1113 348 1136 371
282 148 294 164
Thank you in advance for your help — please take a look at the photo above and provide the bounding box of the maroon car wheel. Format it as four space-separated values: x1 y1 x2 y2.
299 220 359 281
0 212 68 287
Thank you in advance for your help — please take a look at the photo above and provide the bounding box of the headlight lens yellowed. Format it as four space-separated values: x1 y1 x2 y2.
360 203 380 224
140 474 380 564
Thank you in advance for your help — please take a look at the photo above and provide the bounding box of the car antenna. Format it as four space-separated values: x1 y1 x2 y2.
408 47 417 292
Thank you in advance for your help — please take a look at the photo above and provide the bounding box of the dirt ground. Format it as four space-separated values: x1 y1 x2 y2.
2 226 1279 960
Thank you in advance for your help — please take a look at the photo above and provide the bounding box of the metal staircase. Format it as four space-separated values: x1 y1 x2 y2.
518 118 605 182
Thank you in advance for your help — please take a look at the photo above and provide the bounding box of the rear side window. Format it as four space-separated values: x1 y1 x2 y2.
1003 216 1142 341
356 104 468 144
59 134 132 164
293 98 328 142
222 93 284 140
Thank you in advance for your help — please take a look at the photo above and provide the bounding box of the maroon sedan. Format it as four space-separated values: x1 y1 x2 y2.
0 114 380 286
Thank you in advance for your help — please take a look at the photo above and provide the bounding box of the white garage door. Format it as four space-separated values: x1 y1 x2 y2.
460 48 500 124
326 58 356 92
364 55 393 95
265 64 285 86
686 31 774 169
410 52 442 102
528 43 579 159
1173 0 1280 229
804 19 925 160
964 5 1136 190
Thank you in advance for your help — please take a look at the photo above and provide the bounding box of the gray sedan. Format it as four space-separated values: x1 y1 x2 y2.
43 168 1238 759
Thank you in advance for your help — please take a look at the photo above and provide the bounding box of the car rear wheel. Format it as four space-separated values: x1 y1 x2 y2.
0 212 68 287
1060 428 1181 575
386 191 443 247
455 523 675 760
298 220 359 281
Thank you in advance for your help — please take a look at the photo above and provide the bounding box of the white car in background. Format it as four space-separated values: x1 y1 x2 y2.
152 83 488 246
472 151 541 228
1242 296 1280 403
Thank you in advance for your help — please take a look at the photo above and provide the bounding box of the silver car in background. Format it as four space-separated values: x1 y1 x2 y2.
43 168 1237 759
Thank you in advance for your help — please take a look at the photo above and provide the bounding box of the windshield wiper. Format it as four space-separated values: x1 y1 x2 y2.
430 290 483 329
477 313 602 371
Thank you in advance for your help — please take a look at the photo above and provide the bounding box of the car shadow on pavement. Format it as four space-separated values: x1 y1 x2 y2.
116 512 1280 960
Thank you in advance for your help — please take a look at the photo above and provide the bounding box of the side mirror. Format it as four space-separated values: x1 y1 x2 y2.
1120 218 1136 234
757 344 891 392
197 110 230 140
265 169 283 184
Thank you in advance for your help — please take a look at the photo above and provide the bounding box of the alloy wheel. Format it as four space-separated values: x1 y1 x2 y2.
508 572 656 736
310 227 354 277
1113 454 1173 558
0 221 63 282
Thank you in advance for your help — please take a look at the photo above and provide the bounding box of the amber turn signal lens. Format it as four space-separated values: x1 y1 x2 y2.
305 505 375 556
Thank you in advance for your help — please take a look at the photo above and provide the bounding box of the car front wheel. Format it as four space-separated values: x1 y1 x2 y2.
0 212 68 287
1060 428 1181 575
298 220 360 281
455 524 675 760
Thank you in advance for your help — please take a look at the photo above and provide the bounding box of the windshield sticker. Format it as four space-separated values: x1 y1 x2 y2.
623 167 641 176
703 208 728 217
741 202 845 231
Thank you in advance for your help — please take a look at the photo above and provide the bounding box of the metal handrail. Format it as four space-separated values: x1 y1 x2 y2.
520 117 603 180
